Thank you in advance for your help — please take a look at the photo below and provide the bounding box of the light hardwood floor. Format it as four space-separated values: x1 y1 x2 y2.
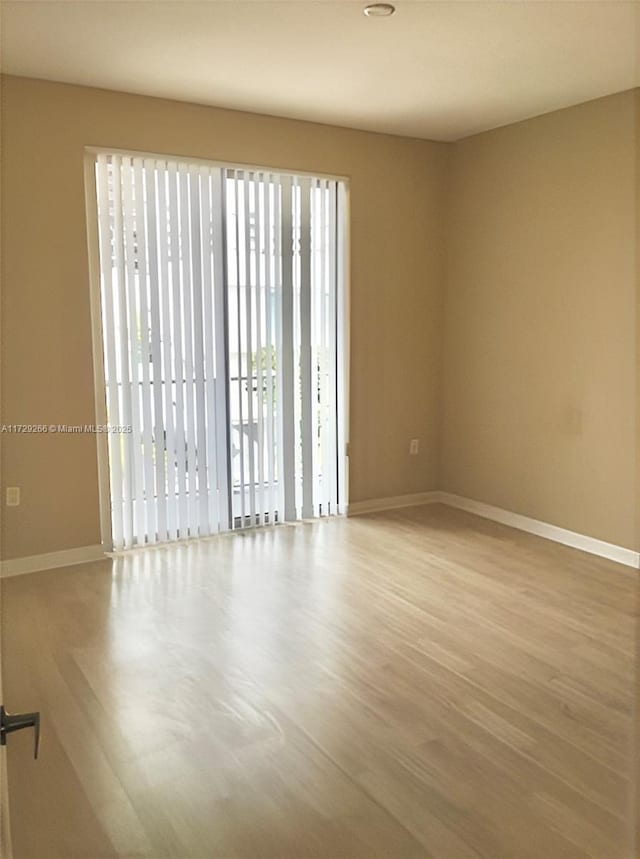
2 504 637 859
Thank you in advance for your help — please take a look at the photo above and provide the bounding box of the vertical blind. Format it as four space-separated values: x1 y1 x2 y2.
94 152 346 550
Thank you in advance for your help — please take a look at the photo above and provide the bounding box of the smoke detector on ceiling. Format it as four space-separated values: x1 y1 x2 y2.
363 4 396 17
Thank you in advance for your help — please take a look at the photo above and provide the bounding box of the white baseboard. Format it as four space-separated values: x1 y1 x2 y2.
438 492 640 569
0 544 107 578
347 489 639 569
347 491 440 516
3 492 638 575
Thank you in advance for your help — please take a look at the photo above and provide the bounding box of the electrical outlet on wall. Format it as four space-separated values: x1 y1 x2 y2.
6 486 20 507
409 439 419 455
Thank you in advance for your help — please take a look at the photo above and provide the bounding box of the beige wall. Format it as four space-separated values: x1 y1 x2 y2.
0 75 448 560
442 91 638 550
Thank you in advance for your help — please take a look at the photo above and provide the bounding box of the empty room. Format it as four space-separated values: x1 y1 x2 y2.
0 1 639 857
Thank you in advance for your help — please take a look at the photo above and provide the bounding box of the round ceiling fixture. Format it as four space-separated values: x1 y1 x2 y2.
363 3 396 17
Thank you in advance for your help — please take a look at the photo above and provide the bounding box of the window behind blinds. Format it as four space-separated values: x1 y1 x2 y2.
93 152 347 550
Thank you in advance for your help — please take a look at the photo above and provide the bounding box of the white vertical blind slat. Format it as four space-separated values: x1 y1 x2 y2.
96 155 124 550
327 180 339 515
178 164 199 536
199 167 221 535
299 177 313 519
127 158 151 543
310 179 320 518
279 175 297 522
232 172 246 527
167 161 189 536
188 169 210 536
119 158 142 547
336 182 348 515
212 170 230 530
254 174 266 526
293 181 303 518
155 159 179 542
263 174 276 526
273 176 286 522
142 159 168 542
318 178 330 518
132 158 166 543
242 173 257 526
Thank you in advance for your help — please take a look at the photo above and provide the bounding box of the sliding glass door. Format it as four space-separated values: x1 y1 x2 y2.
91 152 347 550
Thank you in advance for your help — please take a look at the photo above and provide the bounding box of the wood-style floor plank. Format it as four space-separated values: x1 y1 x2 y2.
2 504 636 858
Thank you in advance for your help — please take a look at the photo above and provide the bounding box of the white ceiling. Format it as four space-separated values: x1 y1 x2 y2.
1 0 638 141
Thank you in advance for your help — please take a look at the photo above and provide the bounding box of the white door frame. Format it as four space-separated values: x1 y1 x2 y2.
0 584 14 859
